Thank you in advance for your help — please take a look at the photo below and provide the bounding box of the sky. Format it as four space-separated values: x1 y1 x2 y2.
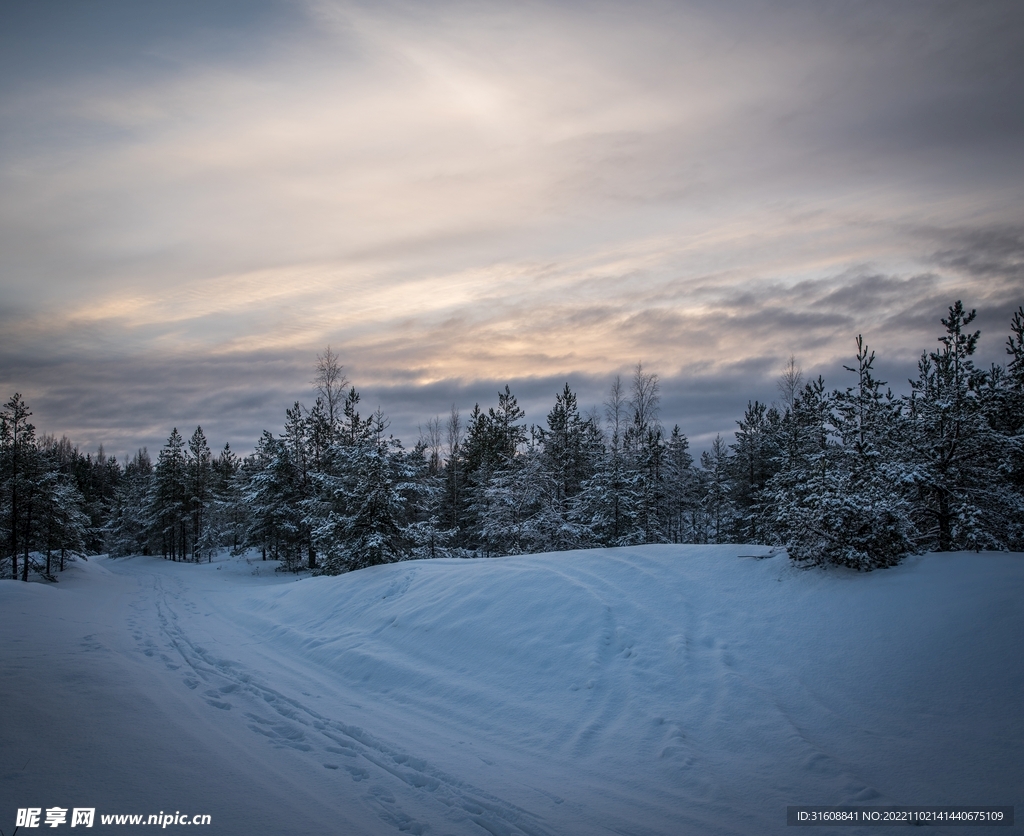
1 0 1022 460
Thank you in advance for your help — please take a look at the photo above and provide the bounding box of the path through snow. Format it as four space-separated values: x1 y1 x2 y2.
2 546 1021 835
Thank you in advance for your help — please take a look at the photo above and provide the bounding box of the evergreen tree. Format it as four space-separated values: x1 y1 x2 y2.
106 449 154 556
438 406 468 546
664 425 696 543
1 397 96 579
211 443 246 554
574 376 639 546
69 445 120 553
827 336 917 568
730 401 782 543
997 306 1024 545
905 302 1017 551
152 429 189 560
478 446 552 555
188 426 213 561
765 340 917 569
762 377 837 562
284 403 316 568
243 431 289 562
37 475 90 576
535 384 603 551
698 435 734 544
1 394 37 579
626 364 665 545
314 410 408 573
460 388 528 549
349 447 407 568
401 435 454 560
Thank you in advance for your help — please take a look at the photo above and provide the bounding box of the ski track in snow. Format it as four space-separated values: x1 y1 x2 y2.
123 567 554 836
4 546 1022 836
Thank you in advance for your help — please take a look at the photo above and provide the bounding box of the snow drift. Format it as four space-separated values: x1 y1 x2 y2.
1 546 1021 835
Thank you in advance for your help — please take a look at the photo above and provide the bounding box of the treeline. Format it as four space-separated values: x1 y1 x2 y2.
0 395 113 580
3 302 1023 580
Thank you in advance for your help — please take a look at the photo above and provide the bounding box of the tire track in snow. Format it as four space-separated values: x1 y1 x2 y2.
664 559 889 812
131 566 555 836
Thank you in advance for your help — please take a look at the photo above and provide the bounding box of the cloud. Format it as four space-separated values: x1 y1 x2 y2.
931 225 1024 283
0 0 1021 455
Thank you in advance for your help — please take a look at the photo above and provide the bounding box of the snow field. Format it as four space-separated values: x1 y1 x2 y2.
1 546 1021 835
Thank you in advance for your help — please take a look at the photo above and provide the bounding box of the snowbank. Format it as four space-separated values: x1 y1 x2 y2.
1 546 1021 835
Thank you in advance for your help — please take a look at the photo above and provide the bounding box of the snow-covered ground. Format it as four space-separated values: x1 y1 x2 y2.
2 546 1021 835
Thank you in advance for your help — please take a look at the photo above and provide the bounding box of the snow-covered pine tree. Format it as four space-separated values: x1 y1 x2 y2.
698 435 734 544
478 444 551 556
460 388 528 552
68 445 120 554
763 377 839 564
210 443 246 554
339 386 368 447
305 381 372 571
730 400 783 543
625 363 666 544
827 336 917 568
572 376 640 546
1 394 37 579
315 409 409 573
37 475 90 576
438 406 468 545
151 428 189 561
0 406 97 580
242 431 290 563
187 426 213 562
402 410 478 560
401 432 454 560
534 384 603 552
347 435 407 568
998 306 1024 546
905 302 1018 551
280 402 318 570
664 425 696 543
306 398 333 477
106 449 154 556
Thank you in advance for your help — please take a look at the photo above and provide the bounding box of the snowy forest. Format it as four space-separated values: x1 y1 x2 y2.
3 301 1023 581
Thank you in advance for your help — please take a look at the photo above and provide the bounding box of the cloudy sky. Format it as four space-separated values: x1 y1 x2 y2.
1 0 1022 459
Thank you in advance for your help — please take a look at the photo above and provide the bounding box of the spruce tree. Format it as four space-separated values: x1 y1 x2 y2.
478 445 550 555
763 377 839 563
152 429 189 560
315 409 408 573
536 384 602 551
664 426 696 543
730 400 782 543
905 302 1016 551
827 337 916 568
999 307 1024 545
1 394 36 579
212 443 246 554
698 435 734 544
106 449 154 556
188 426 213 561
